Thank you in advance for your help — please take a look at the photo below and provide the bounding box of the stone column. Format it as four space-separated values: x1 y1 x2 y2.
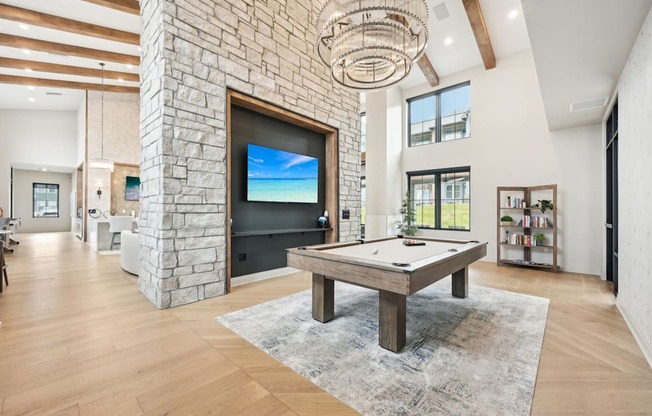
139 0 361 308
139 0 226 308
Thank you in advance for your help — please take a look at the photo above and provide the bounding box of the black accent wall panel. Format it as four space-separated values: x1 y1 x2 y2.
231 105 326 277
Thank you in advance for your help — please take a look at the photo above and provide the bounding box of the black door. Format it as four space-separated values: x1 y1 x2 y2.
605 101 618 295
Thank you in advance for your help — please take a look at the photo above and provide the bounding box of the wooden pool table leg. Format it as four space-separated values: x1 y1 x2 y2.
379 290 406 352
312 273 334 322
452 267 468 298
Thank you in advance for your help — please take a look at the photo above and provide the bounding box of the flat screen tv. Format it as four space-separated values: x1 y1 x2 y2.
125 176 141 201
247 144 318 203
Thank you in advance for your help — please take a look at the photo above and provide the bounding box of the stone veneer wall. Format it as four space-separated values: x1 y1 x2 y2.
616 5 652 365
139 0 361 308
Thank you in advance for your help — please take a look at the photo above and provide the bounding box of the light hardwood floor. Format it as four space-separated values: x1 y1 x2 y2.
0 232 651 415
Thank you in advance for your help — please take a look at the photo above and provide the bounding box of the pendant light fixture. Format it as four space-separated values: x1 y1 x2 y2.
89 62 114 172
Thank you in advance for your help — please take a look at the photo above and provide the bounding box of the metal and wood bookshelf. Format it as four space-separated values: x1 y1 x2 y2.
497 184 558 272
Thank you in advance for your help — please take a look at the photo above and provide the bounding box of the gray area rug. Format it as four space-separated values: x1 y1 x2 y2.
217 280 549 416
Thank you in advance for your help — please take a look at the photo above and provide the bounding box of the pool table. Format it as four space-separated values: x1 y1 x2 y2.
287 236 488 352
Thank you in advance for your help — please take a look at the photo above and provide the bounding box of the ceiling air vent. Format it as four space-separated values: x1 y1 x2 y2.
433 2 450 21
46 92 63 96
569 97 608 112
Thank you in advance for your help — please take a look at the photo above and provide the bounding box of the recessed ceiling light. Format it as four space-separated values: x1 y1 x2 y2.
28 97 35 102
444 37 453 46
27 86 35 90
126 64 133 69
25 68 32 72
19 23 29 30
508 10 518 19
22 49 31 55
118 78 124 82
41 168 48 171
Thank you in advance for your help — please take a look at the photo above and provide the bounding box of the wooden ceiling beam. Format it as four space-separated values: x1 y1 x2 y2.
462 0 496 70
81 0 140 15
0 74 139 93
0 4 139 45
0 57 139 82
416 54 440 87
386 13 440 86
0 34 139 66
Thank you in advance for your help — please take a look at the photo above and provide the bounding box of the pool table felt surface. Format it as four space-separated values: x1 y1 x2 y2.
324 239 462 265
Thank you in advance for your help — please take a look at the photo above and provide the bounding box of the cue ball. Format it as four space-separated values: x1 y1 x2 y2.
372 249 379 255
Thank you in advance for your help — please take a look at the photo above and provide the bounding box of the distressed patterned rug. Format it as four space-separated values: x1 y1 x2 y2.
217 280 549 416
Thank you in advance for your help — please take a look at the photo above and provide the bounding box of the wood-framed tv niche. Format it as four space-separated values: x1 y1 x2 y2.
226 90 339 292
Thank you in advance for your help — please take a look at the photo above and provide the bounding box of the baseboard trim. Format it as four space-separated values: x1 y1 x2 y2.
231 267 300 288
617 299 652 369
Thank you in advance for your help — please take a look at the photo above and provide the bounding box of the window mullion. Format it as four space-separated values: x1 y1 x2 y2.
435 93 441 143
435 173 441 229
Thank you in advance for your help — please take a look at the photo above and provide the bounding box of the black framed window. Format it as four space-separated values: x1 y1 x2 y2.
408 82 471 147
408 167 470 230
33 183 60 218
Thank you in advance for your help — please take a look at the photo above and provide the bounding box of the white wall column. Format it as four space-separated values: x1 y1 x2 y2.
365 86 403 238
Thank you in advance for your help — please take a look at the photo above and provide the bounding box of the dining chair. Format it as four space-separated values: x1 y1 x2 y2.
108 216 135 250
0 240 8 293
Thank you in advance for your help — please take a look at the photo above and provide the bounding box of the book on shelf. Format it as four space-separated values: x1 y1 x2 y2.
508 259 552 266
504 231 544 246
516 215 552 228
505 196 527 208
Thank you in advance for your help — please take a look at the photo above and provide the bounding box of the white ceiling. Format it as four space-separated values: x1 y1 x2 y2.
522 0 652 130
0 0 650 130
399 0 531 89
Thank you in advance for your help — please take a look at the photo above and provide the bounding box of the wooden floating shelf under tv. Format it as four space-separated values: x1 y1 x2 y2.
231 228 332 238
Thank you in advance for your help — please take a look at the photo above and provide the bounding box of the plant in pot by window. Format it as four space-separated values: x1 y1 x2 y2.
500 215 513 226
537 199 554 213
395 191 418 236
533 232 545 246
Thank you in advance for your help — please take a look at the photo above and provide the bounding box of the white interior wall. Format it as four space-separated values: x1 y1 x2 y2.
77 93 87 167
394 50 603 275
73 94 87 233
365 87 403 238
0 110 77 216
615 5 652 366
13 169 72 233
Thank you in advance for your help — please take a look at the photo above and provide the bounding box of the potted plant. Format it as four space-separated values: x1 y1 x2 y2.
500 215 513 226
537 199 554 213
533 232 545 246
395 191 418 236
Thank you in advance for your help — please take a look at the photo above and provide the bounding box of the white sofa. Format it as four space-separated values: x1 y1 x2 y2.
120 230 139 275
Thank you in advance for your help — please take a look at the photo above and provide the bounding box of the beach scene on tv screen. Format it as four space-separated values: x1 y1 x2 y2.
247 144 318 203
